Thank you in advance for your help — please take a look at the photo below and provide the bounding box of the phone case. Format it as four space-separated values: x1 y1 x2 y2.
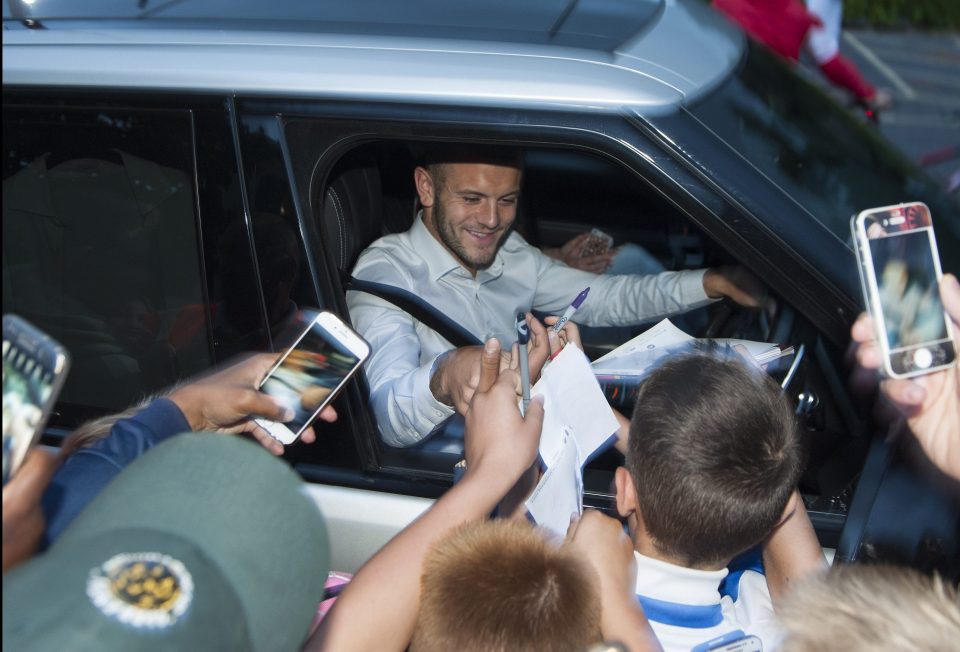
2 315 71 484
851 202 956 379
580 229 614 257
255 311 370 445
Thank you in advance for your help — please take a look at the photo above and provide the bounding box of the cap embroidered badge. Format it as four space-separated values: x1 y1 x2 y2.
86 552 194 629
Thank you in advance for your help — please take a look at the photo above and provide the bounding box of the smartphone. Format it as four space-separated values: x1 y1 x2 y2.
852 202 956 378
3 315 71 485
255 311 370 445
580 228 614 258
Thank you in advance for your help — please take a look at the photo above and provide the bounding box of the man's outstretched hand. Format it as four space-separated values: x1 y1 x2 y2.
703 265 773 313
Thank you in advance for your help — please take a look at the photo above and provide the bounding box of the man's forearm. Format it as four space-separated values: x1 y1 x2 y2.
540 265 713 328
370 359 454 447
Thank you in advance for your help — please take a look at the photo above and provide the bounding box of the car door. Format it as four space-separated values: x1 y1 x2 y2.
233 96 883 555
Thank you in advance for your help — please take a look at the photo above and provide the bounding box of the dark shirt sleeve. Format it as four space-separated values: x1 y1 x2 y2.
40 398 191 548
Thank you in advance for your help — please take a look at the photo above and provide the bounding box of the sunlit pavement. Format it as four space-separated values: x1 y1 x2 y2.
840 29 960 189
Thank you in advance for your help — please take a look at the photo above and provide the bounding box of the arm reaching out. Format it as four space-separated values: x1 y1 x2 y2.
762 490 826 607
309 341 544 652
567 510 662 652
168 353 336 455
3 449 60 573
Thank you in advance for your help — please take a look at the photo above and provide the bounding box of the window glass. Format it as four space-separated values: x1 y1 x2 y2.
2 107 212 420
680 42 959 272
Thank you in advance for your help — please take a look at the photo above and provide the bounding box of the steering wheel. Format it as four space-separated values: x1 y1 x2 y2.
700 295 789 344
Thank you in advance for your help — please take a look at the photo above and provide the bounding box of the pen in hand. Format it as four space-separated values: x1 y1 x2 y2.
553 287 590 333
516 312 531 417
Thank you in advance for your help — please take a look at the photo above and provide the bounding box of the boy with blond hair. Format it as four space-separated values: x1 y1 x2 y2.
411 518 600 652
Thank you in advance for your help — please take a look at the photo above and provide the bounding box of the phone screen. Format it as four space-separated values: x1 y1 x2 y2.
854 202 956 378
259 316 365 435
866 215 949 351
2 326 65 485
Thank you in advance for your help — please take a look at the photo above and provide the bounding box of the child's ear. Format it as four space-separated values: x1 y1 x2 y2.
776 489 800 527
614 467 638 518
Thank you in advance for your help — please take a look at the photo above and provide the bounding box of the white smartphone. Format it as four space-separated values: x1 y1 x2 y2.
255 311 370 445
3 315 71 485
852 202 956 379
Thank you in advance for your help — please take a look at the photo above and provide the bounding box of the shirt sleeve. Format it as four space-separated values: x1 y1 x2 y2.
529 248 716 326
347 287 455 448
41 398 190 547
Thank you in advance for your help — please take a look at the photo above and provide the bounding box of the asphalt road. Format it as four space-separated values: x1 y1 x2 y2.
837 29 960 189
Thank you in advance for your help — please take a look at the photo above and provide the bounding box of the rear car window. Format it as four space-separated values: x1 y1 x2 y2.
2 107 212 422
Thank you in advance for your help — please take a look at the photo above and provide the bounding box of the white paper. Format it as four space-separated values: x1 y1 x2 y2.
534 345 620 469
593 318 693 364
592 319 793 375
525 427 582 538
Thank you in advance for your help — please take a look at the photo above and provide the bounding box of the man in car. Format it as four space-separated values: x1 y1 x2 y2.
347 144 766 446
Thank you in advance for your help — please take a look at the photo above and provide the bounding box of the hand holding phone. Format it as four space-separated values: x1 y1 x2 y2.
851 274 960 477
852 202 956 379
255 311 370 445
579 228 614 258
3 315 70 485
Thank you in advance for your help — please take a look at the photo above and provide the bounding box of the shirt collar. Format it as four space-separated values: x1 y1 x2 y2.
409 211 467 281
409 211 505 283
634 551 728 607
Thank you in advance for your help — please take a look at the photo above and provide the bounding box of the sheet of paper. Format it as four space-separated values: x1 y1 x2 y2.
525 427 582 539
593 318 692 364
534 344 619 469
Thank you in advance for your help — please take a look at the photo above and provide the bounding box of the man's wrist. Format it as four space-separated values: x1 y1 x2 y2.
428 351 453 406
702 267 725 300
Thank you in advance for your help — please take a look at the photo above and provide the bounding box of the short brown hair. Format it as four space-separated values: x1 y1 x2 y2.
626 353 801 567
780 564 960 652
410 519 600 652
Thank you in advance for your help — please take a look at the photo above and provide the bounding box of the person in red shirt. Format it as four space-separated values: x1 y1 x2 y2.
712 0 891 110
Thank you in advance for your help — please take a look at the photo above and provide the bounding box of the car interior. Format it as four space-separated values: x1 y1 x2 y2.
311 139 877 545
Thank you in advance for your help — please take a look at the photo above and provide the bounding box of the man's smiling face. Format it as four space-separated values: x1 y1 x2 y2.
417 161 522 276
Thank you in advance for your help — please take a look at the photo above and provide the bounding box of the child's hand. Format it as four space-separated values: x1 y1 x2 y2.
168 353 336 455
3 449 59 573
566 510 636 606
567 510 660 650
464 339 544 485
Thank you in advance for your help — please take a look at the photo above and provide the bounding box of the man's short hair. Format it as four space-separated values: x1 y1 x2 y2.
626 353 801 567
419 142 524 175
410 519 601 652
780 564 960 652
